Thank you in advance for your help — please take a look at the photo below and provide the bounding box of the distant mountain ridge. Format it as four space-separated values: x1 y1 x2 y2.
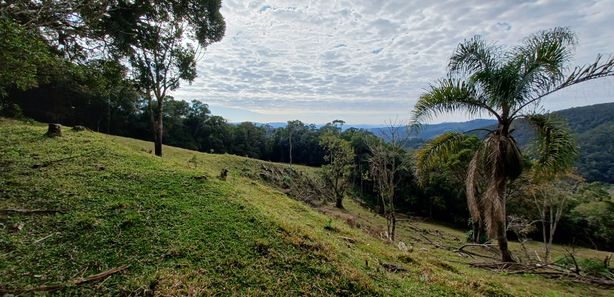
367 119 497 141
255 119 499 136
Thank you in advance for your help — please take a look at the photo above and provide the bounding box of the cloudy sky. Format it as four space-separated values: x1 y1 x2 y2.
171 0 614 125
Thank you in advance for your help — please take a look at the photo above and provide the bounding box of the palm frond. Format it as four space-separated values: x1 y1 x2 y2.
508 27 577 109
511 54 614 118
411 78 501 125
526 114 578 180
449 36 498 74
414 132 469 187
482 177 505 238
479 134 510 238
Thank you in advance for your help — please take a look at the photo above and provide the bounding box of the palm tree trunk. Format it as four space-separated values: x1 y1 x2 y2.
495 175 514 262
497 221 514 262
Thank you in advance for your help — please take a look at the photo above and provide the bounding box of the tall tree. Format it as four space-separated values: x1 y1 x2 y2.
413 27 613 262
104 0 225 156
367 123 410 241
286 120 304 166
320 133 355 208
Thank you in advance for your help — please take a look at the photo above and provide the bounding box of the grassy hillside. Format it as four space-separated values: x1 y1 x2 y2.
1 118 612 296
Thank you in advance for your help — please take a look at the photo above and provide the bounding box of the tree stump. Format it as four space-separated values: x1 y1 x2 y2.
46 123 62 137
219 168 228 181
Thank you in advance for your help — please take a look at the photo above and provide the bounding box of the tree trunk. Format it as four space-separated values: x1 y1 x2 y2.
495 127 515 262
390 212 396 241
472 221 480 243
335 195 343 209
497 222 514 262
541 201 548 263
154 99 164 157
288 130 292 166
546 206 556 264
154 127 162 156
495 189 514 262
107 97 111 134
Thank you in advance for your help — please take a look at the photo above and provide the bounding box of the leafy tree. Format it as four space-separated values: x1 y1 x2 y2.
0 18 54 101
320 133 355 208
183 100 212 150
412 27 614 262
341 128 380 200
104 0 225 156
570 194 614 250
2 0 109 59
232 122 268 159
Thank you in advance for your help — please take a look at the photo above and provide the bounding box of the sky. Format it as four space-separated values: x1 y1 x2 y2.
171 0 614 125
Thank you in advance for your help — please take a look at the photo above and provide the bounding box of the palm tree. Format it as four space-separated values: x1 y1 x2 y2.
412 27 614 262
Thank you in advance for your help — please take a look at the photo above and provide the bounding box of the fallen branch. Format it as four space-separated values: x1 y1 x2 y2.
417 233 458 252
0 208 64 215
455 244 500 261
33 232 58 244
0 265 129 294
470 261 614 288
457 243 498 250
564 247 581 275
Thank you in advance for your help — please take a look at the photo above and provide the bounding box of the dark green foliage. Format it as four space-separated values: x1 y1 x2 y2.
320 133 355 208
567 186 614 250
575 122 614 183
0 18 55 99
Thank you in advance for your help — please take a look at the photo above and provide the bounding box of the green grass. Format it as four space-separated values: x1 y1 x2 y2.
1 118 612 296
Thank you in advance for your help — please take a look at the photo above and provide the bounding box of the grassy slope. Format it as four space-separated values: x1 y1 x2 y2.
0 119 611 296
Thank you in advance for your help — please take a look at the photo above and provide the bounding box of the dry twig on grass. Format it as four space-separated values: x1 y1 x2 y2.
0 265 129 294
0 208 64 215
455 244 500 261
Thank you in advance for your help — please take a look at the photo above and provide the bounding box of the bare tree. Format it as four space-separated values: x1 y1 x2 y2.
527 174 582 263
367 120 410 241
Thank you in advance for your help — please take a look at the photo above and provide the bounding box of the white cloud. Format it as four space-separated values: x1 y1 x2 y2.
171 0 614 124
